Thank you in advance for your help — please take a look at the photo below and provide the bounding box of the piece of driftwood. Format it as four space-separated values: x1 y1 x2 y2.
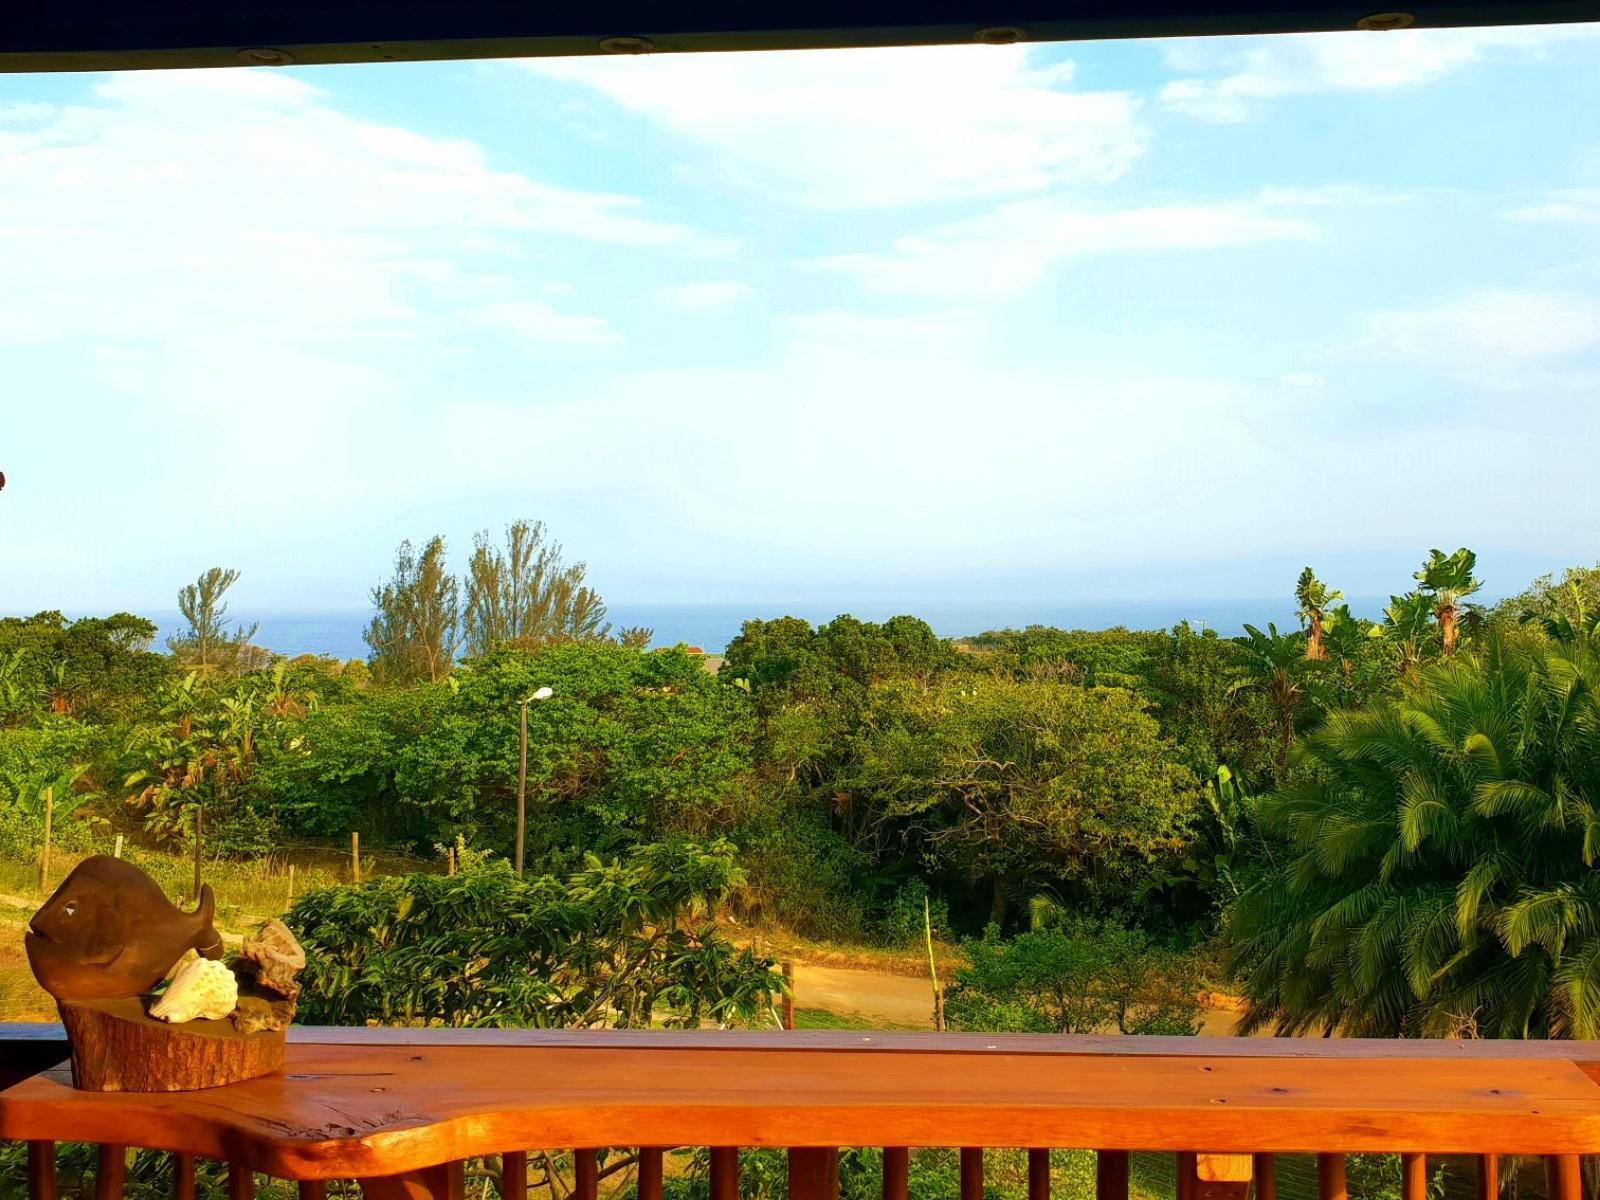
57 999 285 1092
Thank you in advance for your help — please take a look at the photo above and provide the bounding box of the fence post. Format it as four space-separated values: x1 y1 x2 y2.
112 834 123 860
448 846 456 876
192 806 203 902
782 960 796 1030
40 786 53 891
287 863 295 904
351 831 361 884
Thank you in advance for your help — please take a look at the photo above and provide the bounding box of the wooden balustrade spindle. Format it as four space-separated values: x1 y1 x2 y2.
501 1152 528 1200
574 1150 599 1200
882 1148 910 1200
1251 1155 1276 1200
1475 1154 1499 1200
710 1147 739 1200
1095 1151 1128 1200
95 1145 127 1200
26 1141 57 1200
1176 1152 1197 1200
1545 1155 1581 1200
436 1162 467 1200
960 1149 983 1200
1399 1154 1425 1200
173 1153 197 1200
1027 1149 1050 1200
637 1149 664 1200
228 1162 254 1200
789 1148 839 1200
298 1181 327 1200
1316 1155 1346 1200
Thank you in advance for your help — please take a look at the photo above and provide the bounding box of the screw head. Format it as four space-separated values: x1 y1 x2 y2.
238 46 295 65
974 25 1027 44
598 35 655 54
1355 11 1415 29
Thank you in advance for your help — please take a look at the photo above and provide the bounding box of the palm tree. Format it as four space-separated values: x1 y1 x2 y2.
1294 568 1343 661
1415 547 1483 657
1232 623 1306 776
1380 591 1437 673
1231 621 1600 1037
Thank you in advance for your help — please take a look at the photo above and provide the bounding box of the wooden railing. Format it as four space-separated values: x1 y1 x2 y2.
3 1027 1598 1200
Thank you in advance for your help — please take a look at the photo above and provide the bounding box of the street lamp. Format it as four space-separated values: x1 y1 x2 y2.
515 686 555 875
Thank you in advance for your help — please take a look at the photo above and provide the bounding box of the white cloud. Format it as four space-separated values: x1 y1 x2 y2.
1160 24 1600 121
471 301 621 344
814 194 1319 301
0 69 703 349
521 45 1145 209
1357 288 1600 366
1508 190 1600 224
658 281 752 311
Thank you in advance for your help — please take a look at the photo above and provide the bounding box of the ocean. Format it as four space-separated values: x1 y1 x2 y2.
91 597 1387 660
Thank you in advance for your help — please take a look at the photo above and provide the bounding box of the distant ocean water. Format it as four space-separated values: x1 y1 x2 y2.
70 597 1391 660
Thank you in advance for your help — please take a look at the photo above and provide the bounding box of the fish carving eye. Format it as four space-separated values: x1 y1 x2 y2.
63 901 77 917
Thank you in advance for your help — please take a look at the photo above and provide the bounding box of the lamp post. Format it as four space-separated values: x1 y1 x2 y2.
515 686 554 875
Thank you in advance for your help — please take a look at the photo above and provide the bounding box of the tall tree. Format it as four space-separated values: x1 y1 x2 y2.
462 520 612 655
1294 567 1343 662
366 537 459 685
168 568 259 672
856 677 1198 926
1415 547 1482 657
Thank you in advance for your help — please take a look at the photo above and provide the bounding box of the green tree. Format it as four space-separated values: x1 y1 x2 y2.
169 568 261 673
1231 620 1600 1037
859 677 1199 926
462 519 613 654
1294 567 1343 662
0 611 171 723
1497 562 1600 629
1231 623 1306 777
1380 591 1438 673
366 536 460 685
1415 547 1482 657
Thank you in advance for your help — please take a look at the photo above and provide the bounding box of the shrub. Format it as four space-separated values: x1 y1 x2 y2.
289 839 778 1028
945 919 1203 1036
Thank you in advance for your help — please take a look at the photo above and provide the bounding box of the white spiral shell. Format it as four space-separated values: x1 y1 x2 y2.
148 957 238 1023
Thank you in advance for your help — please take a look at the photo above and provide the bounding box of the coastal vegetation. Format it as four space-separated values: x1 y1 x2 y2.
5 532 1600 1043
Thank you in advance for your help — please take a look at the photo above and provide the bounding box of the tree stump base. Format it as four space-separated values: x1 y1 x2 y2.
58 999 286 1092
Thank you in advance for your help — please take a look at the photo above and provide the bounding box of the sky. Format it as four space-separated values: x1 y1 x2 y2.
2 26 1599 617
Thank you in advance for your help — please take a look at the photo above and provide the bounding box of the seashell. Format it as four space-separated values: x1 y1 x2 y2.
237 919 306 1000
148 957 238 1023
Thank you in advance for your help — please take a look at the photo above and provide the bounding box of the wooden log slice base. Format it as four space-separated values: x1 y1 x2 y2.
57 999 285 1093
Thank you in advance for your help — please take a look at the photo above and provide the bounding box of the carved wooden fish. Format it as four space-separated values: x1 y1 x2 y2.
25 855 224 1002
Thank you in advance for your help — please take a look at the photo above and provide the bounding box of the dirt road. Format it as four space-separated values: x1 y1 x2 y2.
789 960 1245 1035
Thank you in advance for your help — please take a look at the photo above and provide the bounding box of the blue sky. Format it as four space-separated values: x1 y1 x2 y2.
2 27 1599 616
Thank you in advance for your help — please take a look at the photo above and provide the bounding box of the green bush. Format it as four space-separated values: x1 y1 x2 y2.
289 839 778 1028
945 919 1203 1035
873 878 950 947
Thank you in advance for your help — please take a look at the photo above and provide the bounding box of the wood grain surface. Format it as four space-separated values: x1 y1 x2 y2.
6 1034 1600 1178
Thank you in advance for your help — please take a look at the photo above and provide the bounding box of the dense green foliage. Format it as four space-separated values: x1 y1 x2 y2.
12 546 1600 1043
945 918 1203 1034
289 840 777 1027
1233 613 1600 1036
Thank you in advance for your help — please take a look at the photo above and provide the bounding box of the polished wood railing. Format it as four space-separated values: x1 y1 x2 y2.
3 1028 1597 1200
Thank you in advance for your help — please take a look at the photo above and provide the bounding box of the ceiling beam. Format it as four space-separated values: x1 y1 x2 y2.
3 0 1599 74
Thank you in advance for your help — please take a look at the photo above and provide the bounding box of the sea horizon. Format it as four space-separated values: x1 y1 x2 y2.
10 596 1411 660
